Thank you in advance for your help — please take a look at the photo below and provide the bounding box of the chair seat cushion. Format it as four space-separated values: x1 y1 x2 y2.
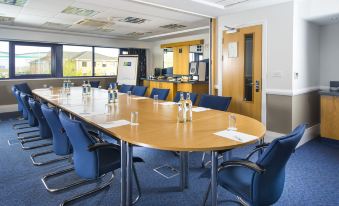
218 162 254 203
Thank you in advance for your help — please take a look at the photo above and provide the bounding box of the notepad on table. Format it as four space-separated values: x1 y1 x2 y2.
214 130 258 143
132 97 149 100
98 120 130 128
192 107 212 112
159 102 177 106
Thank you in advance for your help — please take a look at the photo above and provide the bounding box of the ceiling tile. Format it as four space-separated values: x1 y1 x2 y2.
0 4 22 17
25 0 73 12
20 7 58 17
15 14 48 25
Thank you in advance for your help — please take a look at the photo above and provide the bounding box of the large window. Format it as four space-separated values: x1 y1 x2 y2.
63 45 93 77
163 48 173 68
94 47 119 76
15 45 52 76
0 41 9 78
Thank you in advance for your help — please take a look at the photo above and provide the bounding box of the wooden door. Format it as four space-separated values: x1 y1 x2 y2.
173 46 189 75
222 25 262 121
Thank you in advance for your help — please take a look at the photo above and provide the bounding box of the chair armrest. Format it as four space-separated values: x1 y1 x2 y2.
219 160 265 173
245 143 269 160
88 143 120 152
88 130 105 143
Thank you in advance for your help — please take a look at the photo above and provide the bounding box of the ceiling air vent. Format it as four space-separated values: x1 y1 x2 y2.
42 22 71 29
126 32 145 37
119 17 148 24
62 6 99 17
0 0 27 7
76 19 111 27
160 24 187 29
0 16 15 23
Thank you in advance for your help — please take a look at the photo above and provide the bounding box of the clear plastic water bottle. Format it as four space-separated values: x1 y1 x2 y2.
86 80 91 95
82 81 87 95
177 92 186 123
185 93 193 122
108 84 113 103
113 84 118 103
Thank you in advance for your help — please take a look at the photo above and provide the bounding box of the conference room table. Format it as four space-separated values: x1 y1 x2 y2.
33 87 266 206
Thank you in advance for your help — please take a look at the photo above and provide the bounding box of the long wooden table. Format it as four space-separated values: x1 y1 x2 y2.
33 87 266 206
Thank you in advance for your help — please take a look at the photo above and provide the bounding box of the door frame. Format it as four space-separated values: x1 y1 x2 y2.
219 20 267 125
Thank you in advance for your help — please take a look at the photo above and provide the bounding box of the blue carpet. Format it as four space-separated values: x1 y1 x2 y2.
0 118 338 206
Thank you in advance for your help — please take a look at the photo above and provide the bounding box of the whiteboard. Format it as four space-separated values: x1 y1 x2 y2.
117 55 139 85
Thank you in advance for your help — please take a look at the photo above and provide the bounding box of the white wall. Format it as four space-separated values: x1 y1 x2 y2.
319 22 339 88
292 1 321 93
150 33 210 75
216 2 294 94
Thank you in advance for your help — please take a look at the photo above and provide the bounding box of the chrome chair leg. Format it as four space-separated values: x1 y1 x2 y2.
201 152 207 167
12 122 30 129
30 150 71 166
60 173 115 206
132 163 142 205
41 167 105 193
202 181 211 206
21 139 52 150
17 129 40 139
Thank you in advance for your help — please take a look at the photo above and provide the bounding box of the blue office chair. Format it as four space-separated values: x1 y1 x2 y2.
108 82 117 89
28 100 70 166
119 84 134 93
58 111 144 205
90 81 100 88
15 82 32 95
198 94 232 111
132 86 147 96
174 91 198 105
202 124 307 206
11 86 31 130
150 88 170 100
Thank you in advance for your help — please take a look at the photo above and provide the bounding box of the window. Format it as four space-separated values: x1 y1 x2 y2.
163 48 173 68
0 41 9 78
94 47 119 76
63 45 93 77
15 45 52 76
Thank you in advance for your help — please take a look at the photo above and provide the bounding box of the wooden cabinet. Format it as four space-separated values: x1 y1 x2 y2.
173 46 189 75
321 95 339 140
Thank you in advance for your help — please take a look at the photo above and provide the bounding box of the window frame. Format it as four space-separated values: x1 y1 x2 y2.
0 41 10 80
93 46 120 77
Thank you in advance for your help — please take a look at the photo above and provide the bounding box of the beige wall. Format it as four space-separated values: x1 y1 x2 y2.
0 77 115 107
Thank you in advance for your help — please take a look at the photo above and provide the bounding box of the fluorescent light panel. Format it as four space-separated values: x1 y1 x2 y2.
131 0 214 18
191 0 225 9
139 26 209 40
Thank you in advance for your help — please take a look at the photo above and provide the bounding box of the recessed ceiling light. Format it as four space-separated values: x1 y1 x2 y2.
139 26 209 40
131 0 214 18
191 0 224 9
0 0 27 7
62 6 100 17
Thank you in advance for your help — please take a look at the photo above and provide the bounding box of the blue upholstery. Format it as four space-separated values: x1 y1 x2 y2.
150 88 170 100
20 93 38 127
132 86 147 97
174 91 198 105
59 112 121 179
41 104 72 155
12 86 23 113
108 82 116 89
198 94 232 111
218 124 306 206
28 98 51 139
16 90 28 119
119 84 134 93
14 83 32 95
90 81 100 88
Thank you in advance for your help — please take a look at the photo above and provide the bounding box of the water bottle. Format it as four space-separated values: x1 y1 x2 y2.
113 84 118 103
108 84 113 103
86 80 91 95
185 93 193 122
82 81 87 95
177 92 186 123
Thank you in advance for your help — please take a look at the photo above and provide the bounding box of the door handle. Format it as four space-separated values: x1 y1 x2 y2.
255 80 260 92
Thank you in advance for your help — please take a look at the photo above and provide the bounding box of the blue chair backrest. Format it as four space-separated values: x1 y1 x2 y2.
12 86 23 113
132 86 147 97
119 84 134 93
59 111 99 179
174 91 198 105
252 124 306 205
41 104 72 155
14 83 32 95
16 90 28 119
150 88 170 100
90 81 100 88
108 82 116 89
20 93 38 127
198 94 232 111
29 98 52 139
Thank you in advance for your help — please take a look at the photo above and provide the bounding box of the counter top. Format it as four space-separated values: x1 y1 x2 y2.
319 90 339 97
142 78 208 85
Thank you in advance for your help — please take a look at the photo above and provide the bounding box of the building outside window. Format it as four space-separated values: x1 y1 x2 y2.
63 45 93 77
0 41 9 78
94 47 119 76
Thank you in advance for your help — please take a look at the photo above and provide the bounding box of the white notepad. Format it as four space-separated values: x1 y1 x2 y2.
214 130 258 143
192 107 212 112
98 120 130 128
159 102 177 106
132 97 149 100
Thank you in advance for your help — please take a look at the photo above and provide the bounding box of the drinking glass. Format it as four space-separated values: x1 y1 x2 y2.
127 91 132 96
131 112 139 125
228 113 237 131
153 94 159 104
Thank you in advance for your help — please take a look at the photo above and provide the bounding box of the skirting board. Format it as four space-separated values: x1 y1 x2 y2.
0 104 18 113
264 124 320 148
